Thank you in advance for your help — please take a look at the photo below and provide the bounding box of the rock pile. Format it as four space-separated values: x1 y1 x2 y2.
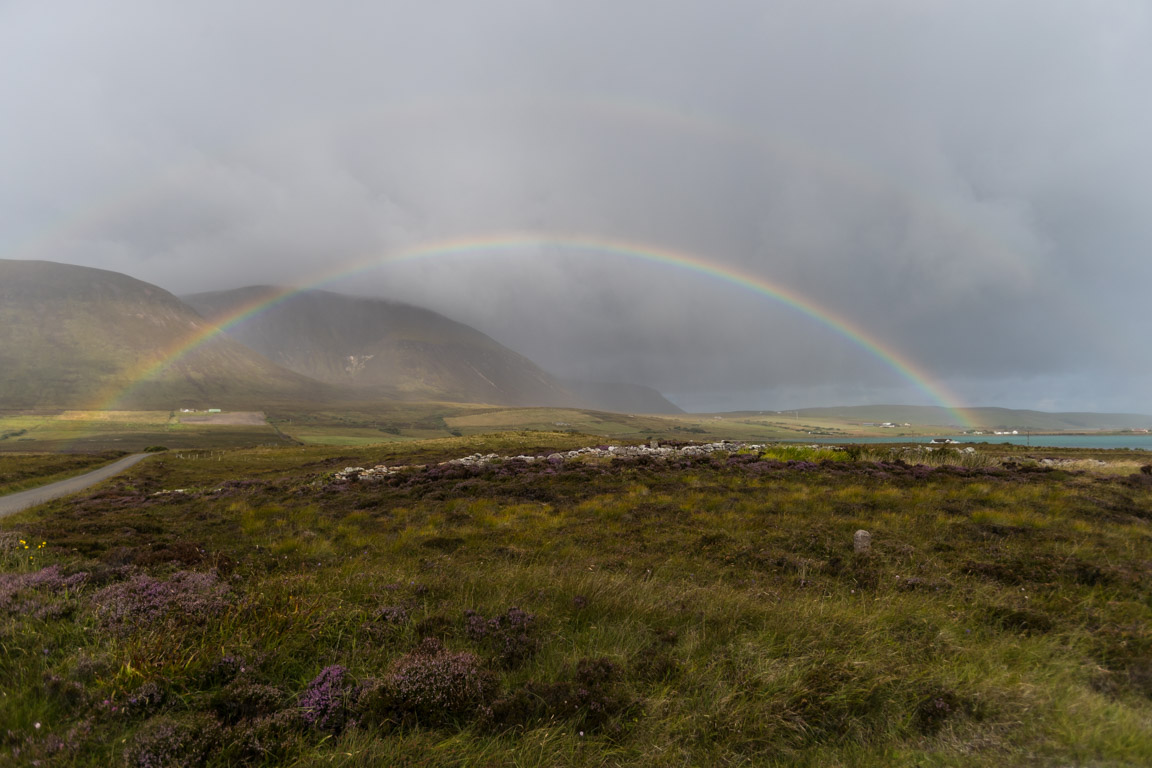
1038 457 1107 467
333 441 762 483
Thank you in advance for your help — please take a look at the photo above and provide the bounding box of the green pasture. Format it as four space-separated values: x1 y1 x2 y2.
0 411 285 452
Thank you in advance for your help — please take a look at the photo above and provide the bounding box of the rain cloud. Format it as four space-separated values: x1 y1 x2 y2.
2 0 1149 412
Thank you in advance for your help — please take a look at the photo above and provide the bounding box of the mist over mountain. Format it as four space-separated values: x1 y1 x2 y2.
0 259 327 409
2 3 1149 413
181 287 684 412
2 257 1146 426
561 379 684 415
0 255 686 413
182 287 580 407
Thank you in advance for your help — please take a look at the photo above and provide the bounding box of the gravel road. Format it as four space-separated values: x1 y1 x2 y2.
0 453 151 519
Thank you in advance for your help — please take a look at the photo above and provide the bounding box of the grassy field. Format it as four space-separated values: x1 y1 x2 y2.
271 405 829 445
272 406 1124 445
10 404 1139 454
2 433 1151 766
0 411 287 453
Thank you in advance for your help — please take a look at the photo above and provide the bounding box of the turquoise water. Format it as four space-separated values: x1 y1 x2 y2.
786 434 1152 450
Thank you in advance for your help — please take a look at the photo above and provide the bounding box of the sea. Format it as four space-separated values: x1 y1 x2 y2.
786 434 1152 450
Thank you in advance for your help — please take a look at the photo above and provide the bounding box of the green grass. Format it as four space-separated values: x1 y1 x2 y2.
12 405 1147 454
2 434 1151 765
0 411 289 453
0 451 129 496
273 403 808 444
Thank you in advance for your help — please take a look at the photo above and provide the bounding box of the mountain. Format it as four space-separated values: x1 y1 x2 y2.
784 405 1152 431
0 259 328 409
561 380 684 414
182 287 579 407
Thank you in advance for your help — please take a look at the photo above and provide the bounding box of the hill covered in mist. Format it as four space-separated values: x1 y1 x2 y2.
0 259 328 409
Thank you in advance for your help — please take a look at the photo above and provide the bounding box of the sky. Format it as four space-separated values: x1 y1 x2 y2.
2 1 1149 413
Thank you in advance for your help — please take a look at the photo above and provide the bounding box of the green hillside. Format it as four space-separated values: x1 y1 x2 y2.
0 260 329 410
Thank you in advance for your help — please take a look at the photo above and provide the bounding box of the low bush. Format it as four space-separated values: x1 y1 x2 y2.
386 639 495 724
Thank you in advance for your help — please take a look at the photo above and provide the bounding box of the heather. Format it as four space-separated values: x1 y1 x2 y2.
0 432 1150 766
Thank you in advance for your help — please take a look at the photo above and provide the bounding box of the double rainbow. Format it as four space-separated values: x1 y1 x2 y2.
97 233 973 427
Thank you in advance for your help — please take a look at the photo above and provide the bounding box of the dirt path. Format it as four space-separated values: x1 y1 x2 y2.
0 453 151 519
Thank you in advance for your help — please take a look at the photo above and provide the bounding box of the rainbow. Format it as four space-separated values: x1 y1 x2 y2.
98 233 973 427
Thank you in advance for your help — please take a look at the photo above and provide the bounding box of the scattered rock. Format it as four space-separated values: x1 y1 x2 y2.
331 440 764 482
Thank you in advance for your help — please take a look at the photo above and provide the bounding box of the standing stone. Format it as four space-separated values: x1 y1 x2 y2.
650 439 659 449
853 530 872 554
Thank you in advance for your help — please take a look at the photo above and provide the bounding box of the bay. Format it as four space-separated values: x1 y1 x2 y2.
786 434 1152 450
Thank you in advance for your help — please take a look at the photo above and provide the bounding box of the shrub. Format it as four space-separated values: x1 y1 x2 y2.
912 687 985 734
225 709 302 764
387 638 494 722
71 652 115 684
298 665 354 733
481 657 636 734
42 673 91 711
631 647 681 684
350 677 396 730
196 655 249 688
366 605 411 642
0 565 88 615
92 570 229 632
376 605 409 625
123 713 221 768
464 606 539 667
211 679 285 725
122 681 169 718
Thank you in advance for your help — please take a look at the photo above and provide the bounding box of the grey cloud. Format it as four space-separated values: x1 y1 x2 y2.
2 0 1149 411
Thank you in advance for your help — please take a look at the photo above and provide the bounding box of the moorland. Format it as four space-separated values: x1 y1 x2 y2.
2 423 1151 767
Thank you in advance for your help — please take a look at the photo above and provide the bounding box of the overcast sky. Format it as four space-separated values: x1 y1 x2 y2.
2 1 1149 412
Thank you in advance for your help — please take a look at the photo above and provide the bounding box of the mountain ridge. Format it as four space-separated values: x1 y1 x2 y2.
0 259 329 409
